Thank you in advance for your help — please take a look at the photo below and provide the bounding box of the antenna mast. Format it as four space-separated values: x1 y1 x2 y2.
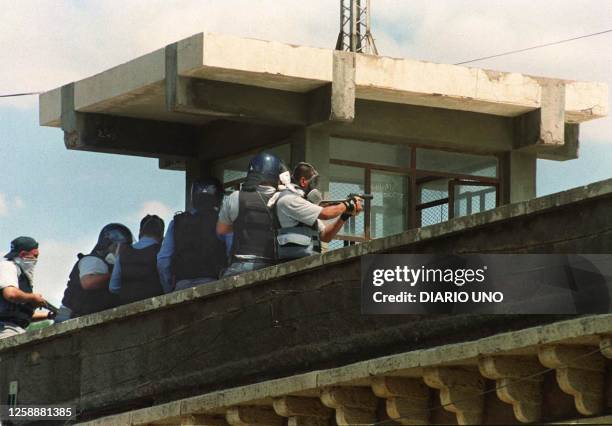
336 0 379 55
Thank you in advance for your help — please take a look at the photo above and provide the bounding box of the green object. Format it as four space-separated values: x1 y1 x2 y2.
26 320 52 331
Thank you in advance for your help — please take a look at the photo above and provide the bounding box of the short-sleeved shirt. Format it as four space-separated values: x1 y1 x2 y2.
0 260 23 313
276 192 325 233
78 256 109 279
218 185 277 225
0 260 20 291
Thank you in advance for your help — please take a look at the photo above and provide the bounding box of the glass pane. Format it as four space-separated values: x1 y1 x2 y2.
417 149 497 178
330 138 411 168
453 184 497 218
371 171 410 238
418 177 450 227
329 164 365 238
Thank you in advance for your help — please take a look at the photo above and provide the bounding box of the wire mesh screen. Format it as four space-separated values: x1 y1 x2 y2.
453 185 497 218
329 165 365 238
421 203 449 227
419 178 450 227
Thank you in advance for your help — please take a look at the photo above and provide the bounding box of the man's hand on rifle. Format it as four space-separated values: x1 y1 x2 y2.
343 196 364 217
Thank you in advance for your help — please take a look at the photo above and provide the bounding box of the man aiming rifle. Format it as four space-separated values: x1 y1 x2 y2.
273 162 364 260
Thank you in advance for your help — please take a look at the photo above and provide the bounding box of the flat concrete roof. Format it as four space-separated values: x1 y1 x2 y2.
40 32 608 128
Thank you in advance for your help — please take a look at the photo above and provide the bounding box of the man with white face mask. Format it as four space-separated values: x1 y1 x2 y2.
274 163 363 260
0 237 54 339
59 224 133 320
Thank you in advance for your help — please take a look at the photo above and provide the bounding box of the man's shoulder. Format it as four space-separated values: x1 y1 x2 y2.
0 260 17 274
0 260 19 287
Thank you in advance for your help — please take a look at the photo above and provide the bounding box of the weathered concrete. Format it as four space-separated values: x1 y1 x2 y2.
40 33 608 129
78 315 612 425
1 179 612 423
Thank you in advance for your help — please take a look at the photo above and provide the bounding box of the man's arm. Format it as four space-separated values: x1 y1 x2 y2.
2 286 46 307
108 258 122 294
31 311 51 322
157 220 175 293
216 222 233 235
318 204 348 220
80 274 111 290
320 218 347 243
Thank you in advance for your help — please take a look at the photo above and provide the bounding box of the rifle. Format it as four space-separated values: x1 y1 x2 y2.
44 302 60 316
319 193 374 207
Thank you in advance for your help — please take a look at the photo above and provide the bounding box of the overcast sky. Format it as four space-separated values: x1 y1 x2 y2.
0 0 611 304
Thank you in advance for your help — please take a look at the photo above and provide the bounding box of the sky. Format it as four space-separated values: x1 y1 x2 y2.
0 0 611 304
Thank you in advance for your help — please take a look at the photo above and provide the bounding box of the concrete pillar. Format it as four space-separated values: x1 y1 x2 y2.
290 128 331 199
500 151 537 204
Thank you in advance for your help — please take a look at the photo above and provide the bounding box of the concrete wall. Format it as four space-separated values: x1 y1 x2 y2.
1 179 611 422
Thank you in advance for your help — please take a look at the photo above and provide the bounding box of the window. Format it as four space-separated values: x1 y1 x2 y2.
328 138 500 249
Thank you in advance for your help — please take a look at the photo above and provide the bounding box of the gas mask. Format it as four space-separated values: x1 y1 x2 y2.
14 257 37 282
307 189 323 205
279 170 292 188
303 173 320 195
104 243 121 265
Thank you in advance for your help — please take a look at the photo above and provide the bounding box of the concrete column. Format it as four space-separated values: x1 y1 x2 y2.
500 151 537 204
289 128 331 199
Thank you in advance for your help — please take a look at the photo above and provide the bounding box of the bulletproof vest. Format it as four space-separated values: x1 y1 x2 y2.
61 254 118 318
0 262 35 328
274 190 321 260
119 243 164 305
172 210 227 281
231 190 277 261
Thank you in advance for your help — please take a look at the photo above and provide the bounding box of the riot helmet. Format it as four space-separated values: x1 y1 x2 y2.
93 223 133 262
191 177 224 211
245 152 287 189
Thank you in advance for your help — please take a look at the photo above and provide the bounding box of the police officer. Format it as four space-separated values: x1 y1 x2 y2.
275 162 363 259
0 237 53 338
110 215 165 305
59 224 133 319
217 152 287 277
157 178 227 291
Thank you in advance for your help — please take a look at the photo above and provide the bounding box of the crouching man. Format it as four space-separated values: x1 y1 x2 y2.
0 237 54 339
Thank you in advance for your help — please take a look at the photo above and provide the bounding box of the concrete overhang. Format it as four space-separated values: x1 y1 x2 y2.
40 32 608 128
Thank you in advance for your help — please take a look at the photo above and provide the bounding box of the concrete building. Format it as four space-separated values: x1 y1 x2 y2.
0 33 609 425
40 32 607 246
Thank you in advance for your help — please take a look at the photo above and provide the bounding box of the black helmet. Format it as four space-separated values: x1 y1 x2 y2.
191 177 224 210
95 223 133 254
247 152 286 186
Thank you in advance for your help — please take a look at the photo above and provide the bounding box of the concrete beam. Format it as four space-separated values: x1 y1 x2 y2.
168 43 354 127
61 84 198 158
40 32 608 129
336 99 514 152
197 120 297 161
513 81 581 161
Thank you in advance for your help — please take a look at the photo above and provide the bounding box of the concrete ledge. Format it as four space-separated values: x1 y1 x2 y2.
39 32 608 128
2 177 611 353
78 314 612 425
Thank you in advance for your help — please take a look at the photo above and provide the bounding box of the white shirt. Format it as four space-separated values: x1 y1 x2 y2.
0 260 20 290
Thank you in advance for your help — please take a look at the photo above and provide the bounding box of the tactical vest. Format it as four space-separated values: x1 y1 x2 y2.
61 254 118 318
119 243 164 305
172 210 227 281
231 191 277 261
274 190 321 260
0 262 35 328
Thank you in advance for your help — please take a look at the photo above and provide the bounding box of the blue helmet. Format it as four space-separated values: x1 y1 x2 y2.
191 177 224 210
247 152 286 186
95 223 133 254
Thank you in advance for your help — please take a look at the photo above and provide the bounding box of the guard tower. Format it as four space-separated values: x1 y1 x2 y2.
39 33 608 250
